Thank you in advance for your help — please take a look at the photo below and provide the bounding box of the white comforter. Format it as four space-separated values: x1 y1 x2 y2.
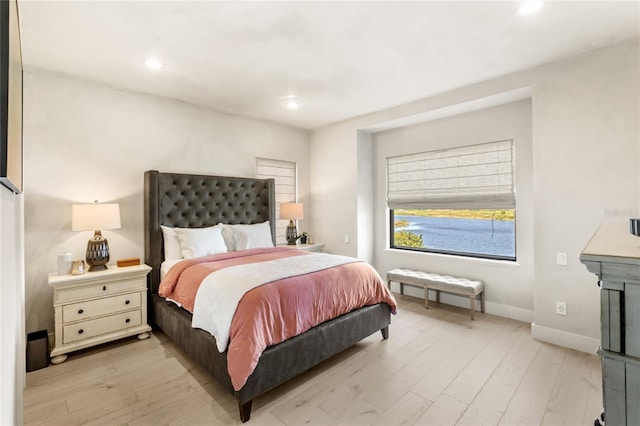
191 252 359 352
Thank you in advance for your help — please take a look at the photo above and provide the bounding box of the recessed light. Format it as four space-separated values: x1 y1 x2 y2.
518 1 543 15
284 97 301 110
144 58 163 70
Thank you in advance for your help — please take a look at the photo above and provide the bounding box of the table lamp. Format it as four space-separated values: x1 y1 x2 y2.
72 202 121 271
279 202 303 245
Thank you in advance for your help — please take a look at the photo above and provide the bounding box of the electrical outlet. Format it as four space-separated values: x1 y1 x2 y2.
344 234 350 244
556 252 567 266
556 301 567 316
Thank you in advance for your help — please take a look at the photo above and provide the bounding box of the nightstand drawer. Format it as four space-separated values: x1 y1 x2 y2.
55 277 146 304
63 310 142 344
63 292 141 323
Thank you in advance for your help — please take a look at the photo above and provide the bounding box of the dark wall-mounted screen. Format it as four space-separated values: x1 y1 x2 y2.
0 0 23 194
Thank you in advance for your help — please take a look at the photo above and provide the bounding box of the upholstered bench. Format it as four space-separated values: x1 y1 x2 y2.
386 268 485 320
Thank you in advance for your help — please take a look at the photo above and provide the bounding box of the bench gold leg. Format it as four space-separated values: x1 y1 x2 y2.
481 291 485 313
424 287 429 309
436 289 440 304
470 295 476 320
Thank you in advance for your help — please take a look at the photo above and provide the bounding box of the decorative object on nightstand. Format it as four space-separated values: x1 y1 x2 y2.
72 201 121 272
57 252 73 275
48 264 152 364
70 259 85 275
117 257 141 267
280 202 303 245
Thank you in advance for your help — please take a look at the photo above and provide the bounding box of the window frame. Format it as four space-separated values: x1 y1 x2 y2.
389 209 518 263
389 208 517 262
256 157 297 245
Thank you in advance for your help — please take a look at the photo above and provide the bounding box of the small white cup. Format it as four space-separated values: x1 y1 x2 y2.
57 253 73 275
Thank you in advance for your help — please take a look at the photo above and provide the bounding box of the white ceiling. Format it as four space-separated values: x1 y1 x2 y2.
18 1 640 130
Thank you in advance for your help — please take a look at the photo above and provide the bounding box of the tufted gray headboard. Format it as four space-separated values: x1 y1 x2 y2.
144 170 276 293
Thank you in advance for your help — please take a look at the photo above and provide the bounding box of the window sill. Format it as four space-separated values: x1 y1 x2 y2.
384 247 521 268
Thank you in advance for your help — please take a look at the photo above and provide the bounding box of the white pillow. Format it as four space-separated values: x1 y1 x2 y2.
174 226 227 259
161 225 183 261
218 223 238 251
232 221 274 250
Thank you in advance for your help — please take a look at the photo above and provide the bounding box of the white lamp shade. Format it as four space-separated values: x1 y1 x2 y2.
279 202 303 220
72 203 122 231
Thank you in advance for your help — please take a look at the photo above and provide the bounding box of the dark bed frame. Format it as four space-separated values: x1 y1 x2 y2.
143 170 391 422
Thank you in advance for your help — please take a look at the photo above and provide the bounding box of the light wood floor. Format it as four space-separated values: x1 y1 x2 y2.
24 294 603 425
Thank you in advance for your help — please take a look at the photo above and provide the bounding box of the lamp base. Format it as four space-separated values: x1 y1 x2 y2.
86 230 110 272
286 220 298 245
88 263 108 272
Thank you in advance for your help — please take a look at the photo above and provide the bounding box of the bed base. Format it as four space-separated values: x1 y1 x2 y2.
151 295 391 421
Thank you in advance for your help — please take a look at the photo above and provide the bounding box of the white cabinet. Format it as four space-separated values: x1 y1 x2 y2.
48 264 152 364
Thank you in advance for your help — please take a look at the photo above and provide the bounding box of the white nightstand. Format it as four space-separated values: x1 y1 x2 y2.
281 242 325 252
48 264 152 364
299 243 325 252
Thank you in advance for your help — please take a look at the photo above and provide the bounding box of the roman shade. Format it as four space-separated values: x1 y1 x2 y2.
387 139 515 210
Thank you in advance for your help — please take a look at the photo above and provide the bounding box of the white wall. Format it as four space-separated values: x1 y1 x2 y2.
356 131 375 262
530 39 640 350
374 100 534 321
310 40 639 352
0 190 24 426
308 121 360 255
23 69 310 334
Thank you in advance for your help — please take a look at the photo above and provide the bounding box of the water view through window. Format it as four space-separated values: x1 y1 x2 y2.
392 209 516 260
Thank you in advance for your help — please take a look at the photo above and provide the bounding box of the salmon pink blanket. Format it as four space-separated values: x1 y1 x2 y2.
158 247 397 390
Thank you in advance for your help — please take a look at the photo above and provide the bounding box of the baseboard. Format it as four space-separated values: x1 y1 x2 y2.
484 301 534 323
395 285 534 323
531 322 600 355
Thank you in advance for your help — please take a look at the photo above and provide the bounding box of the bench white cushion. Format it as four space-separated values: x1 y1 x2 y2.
386 268 483 293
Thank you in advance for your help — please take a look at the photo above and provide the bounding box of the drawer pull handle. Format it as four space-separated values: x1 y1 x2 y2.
125 300 130 305
78 329 84 334
78 309 84 314
125 318 131 324
103 285 107 291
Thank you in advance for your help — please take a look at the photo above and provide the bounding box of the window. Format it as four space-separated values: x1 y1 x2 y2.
256 158 297 245
387 140 516 260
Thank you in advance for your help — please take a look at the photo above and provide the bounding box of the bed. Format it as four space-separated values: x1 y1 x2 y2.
143 170 394 422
